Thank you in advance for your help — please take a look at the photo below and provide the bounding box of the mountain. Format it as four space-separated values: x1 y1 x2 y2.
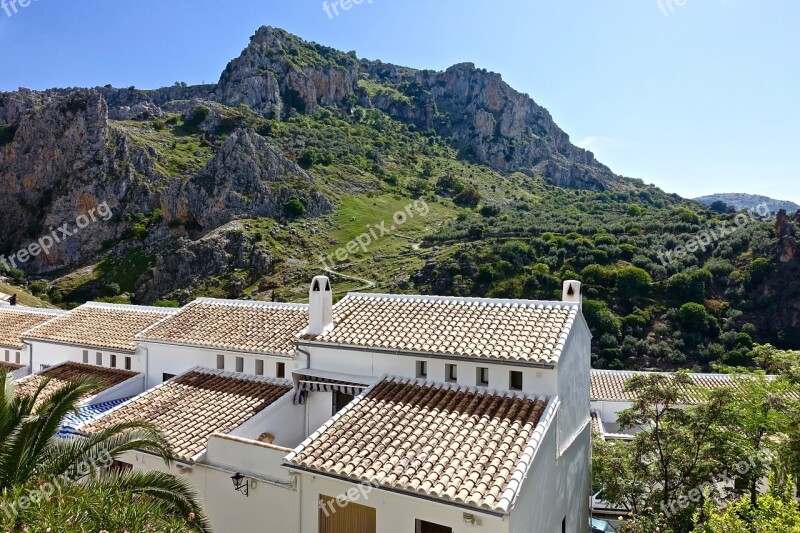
695 193 800 214
1 26 798 370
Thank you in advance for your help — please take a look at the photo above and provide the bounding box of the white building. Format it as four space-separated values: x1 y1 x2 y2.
22 301 177 376
74 277 593 533
0 306 65 378
135 298 310 388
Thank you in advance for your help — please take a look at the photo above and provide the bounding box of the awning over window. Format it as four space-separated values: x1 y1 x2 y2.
292 369 374 404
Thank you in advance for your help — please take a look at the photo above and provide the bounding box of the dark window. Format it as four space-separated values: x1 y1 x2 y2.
510 371 523 391
276 362 286 378
216 354 225 370
255 359 264 376
82 350 89 364
445 364 458 383
96 352 103 366
163 373 176 383
236 357 244 373
562 516 566 533
109 460 133 474
110 354 117 368
333 391 355 415
416 520 453 533
416 360 427 378
124 357 132 370
477 367 489 387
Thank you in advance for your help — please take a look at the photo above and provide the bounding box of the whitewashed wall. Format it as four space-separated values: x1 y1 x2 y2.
118 446 299 533
141 341 303 389
295 473 508 533
303 345 560 396
28 340 140 373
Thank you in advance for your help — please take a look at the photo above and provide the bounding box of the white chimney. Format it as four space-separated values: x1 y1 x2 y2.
562 280 582 307
308 275 333 335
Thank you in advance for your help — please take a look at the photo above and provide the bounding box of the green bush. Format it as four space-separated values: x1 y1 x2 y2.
284 198 306 219
184 105 211 128
0 124 16 146
679 302 708 333
454 186 481 207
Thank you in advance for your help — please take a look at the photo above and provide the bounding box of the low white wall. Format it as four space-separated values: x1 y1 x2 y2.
87 374 145 405
229 393 306 450
119 448 299 533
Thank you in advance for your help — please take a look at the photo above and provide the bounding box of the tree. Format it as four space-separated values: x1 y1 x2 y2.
454 186 481 207
694 479 800 532
617 266 652 299
0 370 209 531
594 373 744 531
724 370 794 507
679 302 709 333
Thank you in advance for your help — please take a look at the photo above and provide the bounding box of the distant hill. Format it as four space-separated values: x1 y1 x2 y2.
695 193 800 214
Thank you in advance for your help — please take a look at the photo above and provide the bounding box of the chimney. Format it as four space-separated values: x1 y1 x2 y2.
308 275 333 335
562 280 581 308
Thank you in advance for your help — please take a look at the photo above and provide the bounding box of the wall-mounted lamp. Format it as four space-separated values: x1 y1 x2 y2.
230 472 249 497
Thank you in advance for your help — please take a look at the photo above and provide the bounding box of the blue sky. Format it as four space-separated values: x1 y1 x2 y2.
1 0 798 203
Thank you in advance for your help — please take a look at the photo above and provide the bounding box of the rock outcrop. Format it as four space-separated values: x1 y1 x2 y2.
163 129 332 230
217 26 359 117
361 61 618 189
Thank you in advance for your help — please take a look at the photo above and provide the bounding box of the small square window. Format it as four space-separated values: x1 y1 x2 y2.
477 367 489 387
216 354 225 370
255 360 264 376
276 362 286 379
96 352 102 366
236 357 244 373
416 361 428 379
510 371 523 391
445 364 458 383
124 357 132 371
82 350 89 364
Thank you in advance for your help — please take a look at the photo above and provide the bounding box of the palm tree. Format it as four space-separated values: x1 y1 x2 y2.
0 369 211 532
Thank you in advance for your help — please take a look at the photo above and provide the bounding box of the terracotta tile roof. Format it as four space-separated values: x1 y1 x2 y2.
590 370 752 404
137 299 308 357
0 361 24 372
0 308 64 349
23 303 176 353
303 293 579 364
13 362 139 404
80 369 292 462
287 377 554 513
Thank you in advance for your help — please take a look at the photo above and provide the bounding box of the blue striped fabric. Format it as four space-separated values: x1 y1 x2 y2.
58 397 132 438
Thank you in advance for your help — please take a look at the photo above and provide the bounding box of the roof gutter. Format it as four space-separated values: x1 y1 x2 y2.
296 340 555 369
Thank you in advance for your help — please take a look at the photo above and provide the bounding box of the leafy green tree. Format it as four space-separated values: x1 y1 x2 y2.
583 300 621 339
679 302 709 333
617 266 652 299
694 479 800 533
594 373 744 531
0 371 209 532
